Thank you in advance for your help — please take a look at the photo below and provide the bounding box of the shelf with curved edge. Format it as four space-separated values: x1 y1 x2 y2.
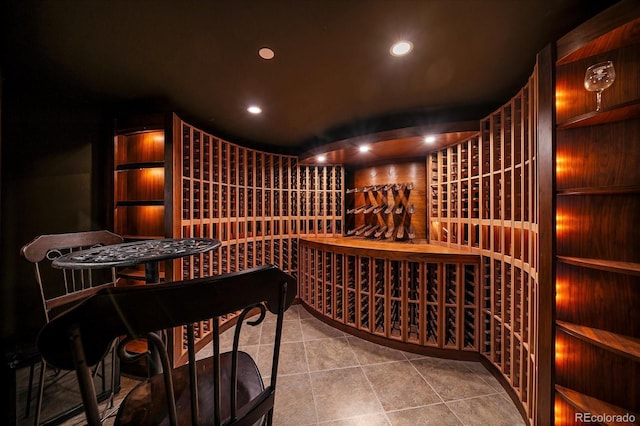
556 185 640 196
556 10 640 65
116 200 165 206
555 385 639 424
115 161 165 171
556 256 640 276
557 100 640 130
556 320 640 362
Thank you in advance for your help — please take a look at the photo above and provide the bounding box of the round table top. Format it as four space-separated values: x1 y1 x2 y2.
52 238 221 269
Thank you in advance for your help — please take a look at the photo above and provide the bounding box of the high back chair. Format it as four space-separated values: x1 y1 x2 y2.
20 230 124 425
37 265 297 426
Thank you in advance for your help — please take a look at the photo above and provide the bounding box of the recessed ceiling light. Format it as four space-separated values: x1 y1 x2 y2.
258 47 275 60
359 145 370 153
390 40 413 56
317 154 327 163
247 105 262 114
424 135 436 144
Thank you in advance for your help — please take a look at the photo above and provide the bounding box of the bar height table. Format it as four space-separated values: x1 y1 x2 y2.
52 237 221 374
52 237 221 285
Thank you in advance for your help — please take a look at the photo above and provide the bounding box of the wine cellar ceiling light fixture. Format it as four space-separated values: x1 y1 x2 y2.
247 105 262 114
424 135 436 144
390 40 413 56
359 145 370 153
258 47 275 60
317 154 327 162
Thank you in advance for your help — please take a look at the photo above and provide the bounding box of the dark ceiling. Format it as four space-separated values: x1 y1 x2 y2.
1 0 619 153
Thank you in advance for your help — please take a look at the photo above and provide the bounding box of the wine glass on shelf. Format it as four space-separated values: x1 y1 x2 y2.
584 61 615 112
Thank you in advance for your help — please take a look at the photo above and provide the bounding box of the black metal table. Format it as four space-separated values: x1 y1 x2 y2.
52 237 221 377
52 237 221 284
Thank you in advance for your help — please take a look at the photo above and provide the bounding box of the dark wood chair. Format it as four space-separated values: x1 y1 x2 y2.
37 265 297 426
20 230 124 425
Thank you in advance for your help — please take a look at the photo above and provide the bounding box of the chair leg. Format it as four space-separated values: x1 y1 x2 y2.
109 343 118 408
34 361 46 426
24 363 36 418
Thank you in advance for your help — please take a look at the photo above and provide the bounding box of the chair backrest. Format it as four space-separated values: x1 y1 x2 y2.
21 230 124 322
37 264 297 426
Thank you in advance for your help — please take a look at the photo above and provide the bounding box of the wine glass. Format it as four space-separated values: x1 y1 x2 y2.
584 61 615 112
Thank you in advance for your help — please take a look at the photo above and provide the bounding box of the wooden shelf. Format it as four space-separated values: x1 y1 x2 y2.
555 385 639 424
556 320 640 362
115 161 165 170
557 256 640 276
557 100 640 129
116 200 165 206
553 6 640 421
556 185 640 195
557 9 640 65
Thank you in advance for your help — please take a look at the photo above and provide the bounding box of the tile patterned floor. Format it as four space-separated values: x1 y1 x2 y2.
19 304 526 425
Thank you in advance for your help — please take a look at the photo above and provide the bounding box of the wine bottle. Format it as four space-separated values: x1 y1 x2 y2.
374 225 388 238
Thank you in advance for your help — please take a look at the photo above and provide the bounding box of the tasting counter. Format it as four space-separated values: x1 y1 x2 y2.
298 236 482 358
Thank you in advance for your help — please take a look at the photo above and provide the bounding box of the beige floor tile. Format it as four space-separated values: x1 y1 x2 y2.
261 319 304 344
401 350 428 360
297 305 316 320
301 318 345 340
410 357 497 401
218 321 263 349
258 341 309 377
346 336 407 365
310 367 384 422
273 373 318 425
446 393 526 425
305 337 359 372
363 361 442 411
385 403 463 425
320 412 390 425
460 360 505 392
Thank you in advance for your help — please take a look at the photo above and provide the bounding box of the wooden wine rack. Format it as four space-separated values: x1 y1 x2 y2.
298 237 480 351
428 72 539 421
114 114 344 367
345 160 428 242
345 183 416 241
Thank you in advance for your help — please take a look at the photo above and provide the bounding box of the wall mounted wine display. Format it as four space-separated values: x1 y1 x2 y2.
345 182 416 241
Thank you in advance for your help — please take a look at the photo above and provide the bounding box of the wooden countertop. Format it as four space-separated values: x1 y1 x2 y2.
299 236 480 263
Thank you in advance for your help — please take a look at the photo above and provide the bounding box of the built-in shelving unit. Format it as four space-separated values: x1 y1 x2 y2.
428 73 539 422
553 4 640 423
114 129 166 241
114 114 343 367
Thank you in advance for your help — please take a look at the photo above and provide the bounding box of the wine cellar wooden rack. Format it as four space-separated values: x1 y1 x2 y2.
298 237 480 351
428 71 540 421
553 5 640 424
114 114 344 366
345 183 417 241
